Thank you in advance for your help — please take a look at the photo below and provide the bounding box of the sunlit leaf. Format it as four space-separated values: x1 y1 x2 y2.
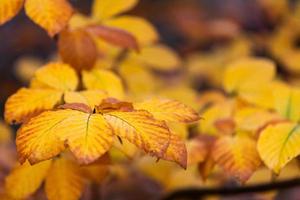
82 69 125 99
92 0 138 20
45 157 84 200
129 44 181 71
134 98 199 123
32 62 79 91
24 0 73 36
103 110 171 159
103 16 158 45
0 0 24 25
64 90 108 109
212 134 261 182
17 108 113 164
5 88 63 124
5 160 51 199
257 122 300 174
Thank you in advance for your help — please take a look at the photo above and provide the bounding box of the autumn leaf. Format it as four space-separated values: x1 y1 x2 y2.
257 122 300 174
128 44 181 71
64 90 108 109
103 110 171 159
5 62 78 124
82 69 125 99
5 88 63 124
134 98 199 123
58 28 99 71
223 58 275 108
45 158 85 200
17 108 113 164
212 134 261 182
272 81 300 122
86 25 139 51
0 0 24 25
24 0 73 36
5 160 51 199
32 62 78 91
103 16 158 46
160 133 187 169
92 0 138 20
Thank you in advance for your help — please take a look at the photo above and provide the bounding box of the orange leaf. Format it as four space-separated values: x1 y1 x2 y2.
160 133 187 169
87 25 139 51
0 0 24 25
212 134 261 182
58 29 98 71
24 0 73 36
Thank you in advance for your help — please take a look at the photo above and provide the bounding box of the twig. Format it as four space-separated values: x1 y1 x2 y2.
161 178 300 200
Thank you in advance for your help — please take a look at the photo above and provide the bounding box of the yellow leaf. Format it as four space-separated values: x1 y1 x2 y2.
212 134 261 182
32 62 78 91
272 82 300 122
104 110 171 159
92 0 138 20
103 16 158 45
235 107 283 133
257 122 300 174
45 158 84 200
24 0 73 36
224 58 275 93
198 100 234 135
187 137 209 166
17 109 114 164
82 69 124 99
0 0 24 25
119 60 158 96
64 90 108 109
5 88 63 124
134 98 199 123
129 44 181 71
58 29 98 71
223 58 275 108
5 160 51 199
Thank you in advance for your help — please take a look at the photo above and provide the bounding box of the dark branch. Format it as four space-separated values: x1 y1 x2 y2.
161 178 300 200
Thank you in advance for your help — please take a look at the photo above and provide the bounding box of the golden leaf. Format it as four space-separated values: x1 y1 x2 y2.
0 0 24 25
212 134 261 182
104 110 171 158
17 109 114 165
160 133 187 168
129 44 181 71
82 69 125 99
5 88 63 124
58 29 98 71
5 160 51 199
32 62 78 91
24 0 73 36
45 158 84 200
134 98 199 123
272 82 300 122
64 90 108 109
257 122 300 174
103 16 158 45
92 0 138 20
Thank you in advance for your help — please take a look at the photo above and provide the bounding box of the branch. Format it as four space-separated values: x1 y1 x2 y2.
161 178 300 200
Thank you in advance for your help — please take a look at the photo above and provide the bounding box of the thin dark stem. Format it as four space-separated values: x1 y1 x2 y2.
161 178 300 200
